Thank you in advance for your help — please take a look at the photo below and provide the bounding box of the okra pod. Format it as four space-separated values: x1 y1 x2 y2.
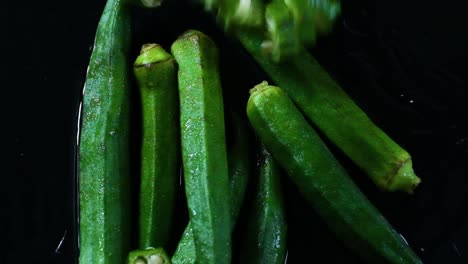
239 145 287 264
171 113 254 264
246 82 422 263
236 29 421 193
171 30 231 264
79 0 132 263
133 44 179 249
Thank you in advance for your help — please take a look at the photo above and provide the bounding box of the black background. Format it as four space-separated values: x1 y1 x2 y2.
3 0 468 263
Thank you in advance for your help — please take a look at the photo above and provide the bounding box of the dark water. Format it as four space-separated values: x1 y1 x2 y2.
4 0 468 263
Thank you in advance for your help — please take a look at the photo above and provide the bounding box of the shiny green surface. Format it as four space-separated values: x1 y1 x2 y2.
217 0 264 29
239 145 287 264
79 0 131 263
171 30 231 264
237 29 421 193
246 83 422 264
172 114 254 264
265 0 301 62
133 44 179 249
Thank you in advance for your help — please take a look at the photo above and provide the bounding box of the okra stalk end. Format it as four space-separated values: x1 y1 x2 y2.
386 158 421 194
134 43 172 67
128 247 171 264
249 80 271 95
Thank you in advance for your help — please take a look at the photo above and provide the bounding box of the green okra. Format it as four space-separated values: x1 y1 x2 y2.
239 145 287 264
133 44 179 249
171 113 254 264
128 247 171 264
236 29 421 193
283 0 341 41
79 0 132 263
264 0 302 62
171 30 231 264
246 82 422 263
217 0 265 29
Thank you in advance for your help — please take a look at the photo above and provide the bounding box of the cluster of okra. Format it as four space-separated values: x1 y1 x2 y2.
79 0 423 264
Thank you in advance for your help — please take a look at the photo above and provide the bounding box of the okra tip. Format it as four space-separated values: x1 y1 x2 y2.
134 43 172 67
172 29 216 50
249 80 272 95
178 29 208 40
387 158 421 194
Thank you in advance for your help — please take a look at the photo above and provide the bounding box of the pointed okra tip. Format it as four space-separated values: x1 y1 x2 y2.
387 158 421 194
134 43 172 67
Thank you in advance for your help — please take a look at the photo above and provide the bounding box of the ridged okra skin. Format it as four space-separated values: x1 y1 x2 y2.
246 82 422 264
79 0 132 263
172 114 254 264
237 29 421 193
239 145 287 264
171 30 231 264
133 44 179 249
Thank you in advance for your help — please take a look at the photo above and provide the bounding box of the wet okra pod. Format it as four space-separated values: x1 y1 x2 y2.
133 44 179 249
79 0 132 263
246 81 422 263
237 29 421 193
172 113 254 264
171 30 231 264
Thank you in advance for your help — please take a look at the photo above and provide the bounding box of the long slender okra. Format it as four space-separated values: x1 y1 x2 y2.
171 113 254 264
133 44 179 249
171 30 231 264
246 82 422 263
128 247 171 264
239 145 287 264
237 29 421 193
79 0 131 263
